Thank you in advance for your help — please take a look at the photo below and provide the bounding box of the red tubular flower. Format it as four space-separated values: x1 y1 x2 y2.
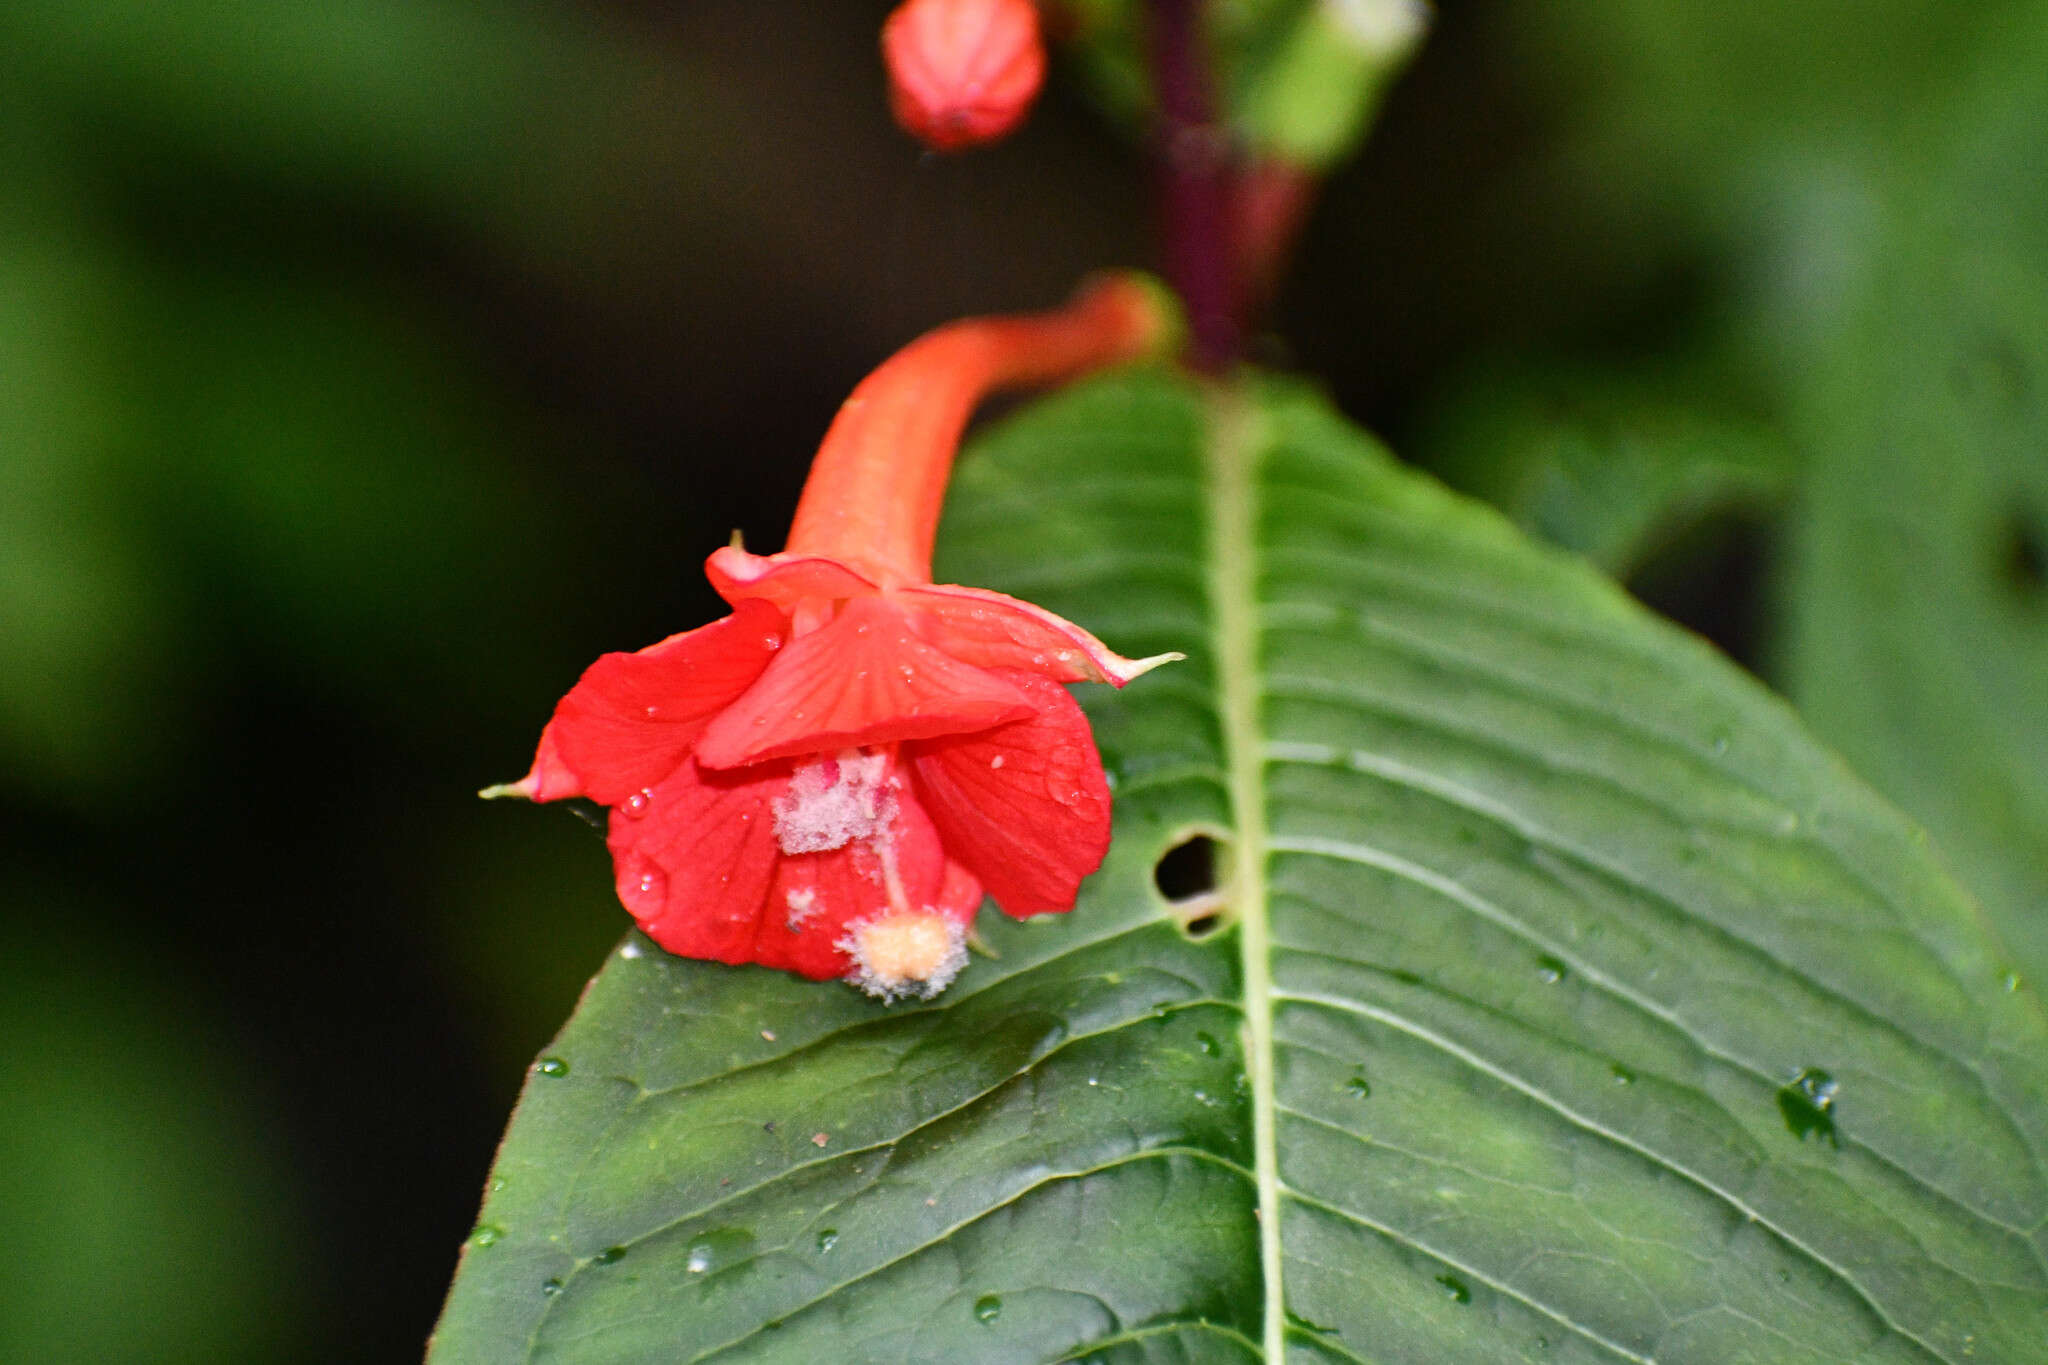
882 0 1046 153
491 275 1181 998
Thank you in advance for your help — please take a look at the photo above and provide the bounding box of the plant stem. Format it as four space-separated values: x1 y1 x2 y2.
1148 0 1238 371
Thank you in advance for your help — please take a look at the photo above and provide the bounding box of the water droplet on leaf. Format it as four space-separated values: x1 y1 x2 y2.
974 1294 1002 1323
815 1228 838 1253
1195 1031 1220 1056
595 1245 627 1266
1536 954 1568 984
1345 1073 1371 1098
536 1056 569 1078
1436 1273 1471 1304
1776 1068 1840 1147
1285 1310 1340 1337
469 1224 503 1248
541 1277 563 1296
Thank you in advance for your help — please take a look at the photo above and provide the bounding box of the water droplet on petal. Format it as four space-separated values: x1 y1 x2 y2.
1045 770 1082 804
618 854 668 911
621 789 653 819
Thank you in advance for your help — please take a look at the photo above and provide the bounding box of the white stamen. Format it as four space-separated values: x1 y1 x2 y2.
839 912 969 1003
773 751 893 855
784 886 821 930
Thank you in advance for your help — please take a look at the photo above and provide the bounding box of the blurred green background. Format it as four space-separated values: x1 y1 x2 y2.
3 2 2042 1361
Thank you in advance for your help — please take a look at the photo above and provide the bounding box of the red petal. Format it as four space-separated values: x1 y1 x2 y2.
544 598 787 804
908 671 1111 916
898 582 1181 685
608 757 788 964
705 545 882 612
747 759 981 980
694 595 1033 769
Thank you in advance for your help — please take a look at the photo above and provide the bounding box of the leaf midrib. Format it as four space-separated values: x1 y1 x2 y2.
1205 384 1284 1359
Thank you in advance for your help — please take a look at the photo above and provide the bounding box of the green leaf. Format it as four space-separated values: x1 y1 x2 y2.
1413 355 1794 578
1226 0 1429 169
1060 0 1428 169
433 373 2048 1363
1779 22 2048 1003
1 892 311 1363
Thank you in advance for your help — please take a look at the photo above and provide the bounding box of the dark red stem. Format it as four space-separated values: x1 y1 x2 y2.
1147 0 1238 371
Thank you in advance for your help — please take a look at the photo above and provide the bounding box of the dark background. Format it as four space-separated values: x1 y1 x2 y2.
7 2 2036 1361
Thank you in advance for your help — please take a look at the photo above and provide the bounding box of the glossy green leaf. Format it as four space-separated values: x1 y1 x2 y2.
434 372 2048 1363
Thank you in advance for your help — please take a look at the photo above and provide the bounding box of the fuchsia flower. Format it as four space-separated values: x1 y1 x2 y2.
882 0 1046 153
491 275 1180 997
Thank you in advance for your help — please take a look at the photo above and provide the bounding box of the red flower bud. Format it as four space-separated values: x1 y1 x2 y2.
882 0 1046 153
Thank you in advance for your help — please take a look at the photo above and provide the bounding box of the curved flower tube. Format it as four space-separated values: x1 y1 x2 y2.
490 274 1182 998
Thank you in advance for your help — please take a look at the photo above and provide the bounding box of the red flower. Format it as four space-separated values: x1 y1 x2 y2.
882 0 1046 153
491 276 1180 997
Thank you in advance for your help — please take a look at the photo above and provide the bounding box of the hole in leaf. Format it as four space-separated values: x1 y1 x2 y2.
1154 835 1218 901
1999 506 2046 597
1155 831 1231 938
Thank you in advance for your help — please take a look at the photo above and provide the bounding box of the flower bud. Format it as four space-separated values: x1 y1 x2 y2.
882 0 1045 153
